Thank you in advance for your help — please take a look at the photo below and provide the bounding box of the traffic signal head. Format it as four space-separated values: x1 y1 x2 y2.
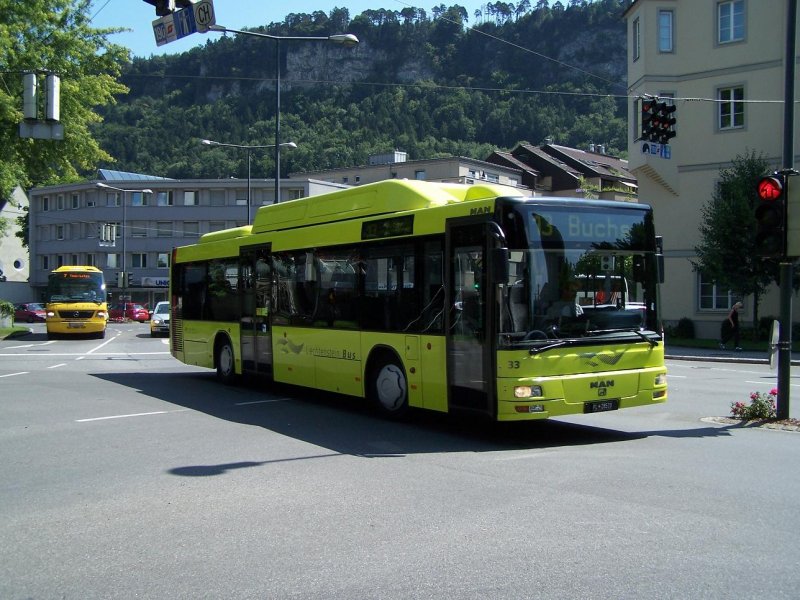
640 98 657 141
655 102 677 144
754 175 787 257
143 0 176 16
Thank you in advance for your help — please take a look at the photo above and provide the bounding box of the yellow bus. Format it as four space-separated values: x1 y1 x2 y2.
45 266 108 339
170 180 667 421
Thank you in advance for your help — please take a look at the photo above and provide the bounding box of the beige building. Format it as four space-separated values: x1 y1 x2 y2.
291 153 530 194
624 0 799 337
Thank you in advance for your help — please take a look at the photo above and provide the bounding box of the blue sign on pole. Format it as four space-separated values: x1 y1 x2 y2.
153 1 215 46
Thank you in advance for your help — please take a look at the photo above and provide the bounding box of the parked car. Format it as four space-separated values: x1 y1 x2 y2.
14 302 46 323
149 301 170 337
108 302 149 322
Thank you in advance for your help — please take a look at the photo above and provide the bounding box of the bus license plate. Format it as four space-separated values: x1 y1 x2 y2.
68 323 85 329
584 399 619 413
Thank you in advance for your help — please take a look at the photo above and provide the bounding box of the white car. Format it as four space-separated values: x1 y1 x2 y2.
149 301 170 337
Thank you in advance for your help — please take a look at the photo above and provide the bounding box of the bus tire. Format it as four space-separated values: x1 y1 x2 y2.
369 355 409 418
215 337 236 384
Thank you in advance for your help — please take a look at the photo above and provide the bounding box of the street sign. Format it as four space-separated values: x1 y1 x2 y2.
152 0 215 46
193 0 215 32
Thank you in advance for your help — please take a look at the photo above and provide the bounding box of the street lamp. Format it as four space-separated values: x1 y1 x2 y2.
208 24 358 203
200 139 297 223
96 183 152 300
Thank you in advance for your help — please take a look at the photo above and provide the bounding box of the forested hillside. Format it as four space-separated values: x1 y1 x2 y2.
93 0 629 180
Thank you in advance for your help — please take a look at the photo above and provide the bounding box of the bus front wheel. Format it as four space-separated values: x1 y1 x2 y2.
215 338 236 384
369 357 409 418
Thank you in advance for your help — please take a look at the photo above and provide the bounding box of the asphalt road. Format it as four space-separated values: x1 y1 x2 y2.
1 324 798 599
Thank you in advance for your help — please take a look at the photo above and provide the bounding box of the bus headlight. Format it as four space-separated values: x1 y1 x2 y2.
514 385 543 398
655 373 667 386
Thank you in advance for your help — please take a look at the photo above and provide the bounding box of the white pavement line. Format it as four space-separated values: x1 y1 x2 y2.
48 363 67 369
667 374 687 378
235 398 292 406
7 341 57 350
84 335 119 355
76 409 189 423
0 372 29 378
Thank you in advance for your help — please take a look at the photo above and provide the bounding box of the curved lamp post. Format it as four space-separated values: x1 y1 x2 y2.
96 182 152 299
208 24 358 203
200 139 297 223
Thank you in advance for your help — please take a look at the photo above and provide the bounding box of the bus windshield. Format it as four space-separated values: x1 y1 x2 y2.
46 271 106 304
499 204 660 348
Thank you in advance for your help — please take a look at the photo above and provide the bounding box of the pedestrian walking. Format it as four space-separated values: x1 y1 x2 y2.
719 301 743 350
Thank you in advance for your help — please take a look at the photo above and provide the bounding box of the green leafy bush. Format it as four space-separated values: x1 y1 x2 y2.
731 389 777 420
671 317 695 339
0 299 14 318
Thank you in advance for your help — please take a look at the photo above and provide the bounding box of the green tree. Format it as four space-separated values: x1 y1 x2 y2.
0 0 129 245
692 151 777 335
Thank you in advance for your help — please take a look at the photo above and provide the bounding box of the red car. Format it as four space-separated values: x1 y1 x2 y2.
108 302 149 322
14 302 46 323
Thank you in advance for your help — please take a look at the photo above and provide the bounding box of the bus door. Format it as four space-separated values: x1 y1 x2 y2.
446 221 495 418
240 245 273 376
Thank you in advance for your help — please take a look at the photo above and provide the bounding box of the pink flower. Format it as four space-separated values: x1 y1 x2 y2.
770 388 778 396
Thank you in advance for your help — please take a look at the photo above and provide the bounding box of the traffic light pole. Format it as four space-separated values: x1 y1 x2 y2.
777 0 797 420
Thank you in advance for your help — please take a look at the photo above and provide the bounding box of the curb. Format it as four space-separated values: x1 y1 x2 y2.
665 352 800 367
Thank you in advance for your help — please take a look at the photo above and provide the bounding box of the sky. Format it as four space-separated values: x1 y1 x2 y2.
89 0 487 58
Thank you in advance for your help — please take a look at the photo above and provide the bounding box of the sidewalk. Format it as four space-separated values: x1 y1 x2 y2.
665 343 800 366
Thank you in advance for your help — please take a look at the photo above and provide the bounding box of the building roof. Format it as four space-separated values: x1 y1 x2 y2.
97 169 175 182
541 144 636 184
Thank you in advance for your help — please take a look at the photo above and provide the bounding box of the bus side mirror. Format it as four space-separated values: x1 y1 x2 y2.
491 247 509 284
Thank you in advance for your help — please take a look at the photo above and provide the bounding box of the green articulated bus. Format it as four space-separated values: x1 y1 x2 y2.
170 179 667 421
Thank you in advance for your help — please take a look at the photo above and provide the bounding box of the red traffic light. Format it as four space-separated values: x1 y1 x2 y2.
757 176 783 201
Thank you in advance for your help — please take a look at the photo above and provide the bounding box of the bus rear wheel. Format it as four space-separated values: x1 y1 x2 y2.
369 357 409 418
215 338 236 384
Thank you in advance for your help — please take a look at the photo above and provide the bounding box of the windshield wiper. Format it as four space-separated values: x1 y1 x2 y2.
529 340 570 355
586 327 659 347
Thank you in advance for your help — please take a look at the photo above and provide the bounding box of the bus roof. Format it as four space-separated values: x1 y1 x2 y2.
250 179 516 234
51 265 103 273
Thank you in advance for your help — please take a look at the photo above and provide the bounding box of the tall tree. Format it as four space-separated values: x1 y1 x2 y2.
692 151 778 333
0 0 129 224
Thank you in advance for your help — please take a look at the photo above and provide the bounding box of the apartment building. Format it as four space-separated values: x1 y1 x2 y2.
27 172 346 307
290 154 530 193
624 0 800 337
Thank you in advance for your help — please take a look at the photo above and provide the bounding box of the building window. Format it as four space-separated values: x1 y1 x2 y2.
210 190 226 206
157 191 173 206
699 272 736 310
342 177 349 183
107 253 119 269
718 86 744 130
288 188 304 200
106 192 120 207
57 255 65 267
209 221 226 232
183 191 198 206
632 16 641 61
71 254 79 266
56 224 64 240
57 195 64 210
41 255 50 270
156 221 172 237
41 196 49 211
157 253 170 269
658 10 674 52
131 191 148 207
87 254 96 267
718 0 744 44
183 222 200 237
485 172 500 183
132 253 147 268
71 194 80 209
131 222 147 238
415 170 426 180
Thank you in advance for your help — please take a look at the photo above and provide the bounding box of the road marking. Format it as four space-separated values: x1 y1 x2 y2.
667 374 687 378
0 371 29 378
7 341 57 349
48 363 67 369
76 409 188 422
0 351 171 357
235 398 292 406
